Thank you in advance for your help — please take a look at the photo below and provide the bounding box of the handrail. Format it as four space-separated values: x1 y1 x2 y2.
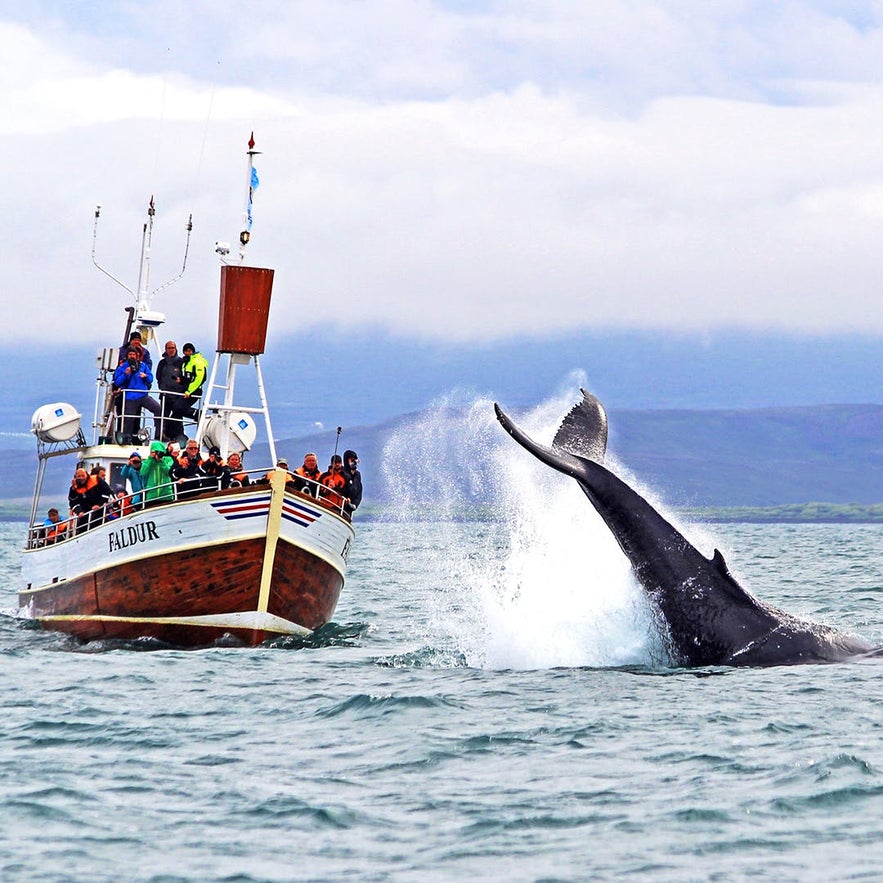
25 467 350 549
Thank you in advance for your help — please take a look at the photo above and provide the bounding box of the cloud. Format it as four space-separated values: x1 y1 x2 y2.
2 5 883 346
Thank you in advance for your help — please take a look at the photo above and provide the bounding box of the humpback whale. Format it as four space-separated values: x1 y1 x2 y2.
494 391 879 667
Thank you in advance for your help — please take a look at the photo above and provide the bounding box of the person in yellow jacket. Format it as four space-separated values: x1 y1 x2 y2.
180 342 209 420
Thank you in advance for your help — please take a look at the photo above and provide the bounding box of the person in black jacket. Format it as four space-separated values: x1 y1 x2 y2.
156 340 185 442
342 449 362 512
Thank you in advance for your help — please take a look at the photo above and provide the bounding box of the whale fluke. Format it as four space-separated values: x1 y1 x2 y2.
552 388 608 463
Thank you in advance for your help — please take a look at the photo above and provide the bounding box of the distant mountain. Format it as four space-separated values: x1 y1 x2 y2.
4 404 881 508
2 329 881 442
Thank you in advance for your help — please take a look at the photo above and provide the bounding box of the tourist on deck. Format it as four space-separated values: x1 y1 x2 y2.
117 330 153 370
87 465 114 519
319 455 347 509
42 507 68 544
113 346 161 443
292 452 321 496
260 458 294 485
68 467 109 531
180 342 209 420
222 452 250 488
201 446 226 489
120 450 145 509
141 440 175 504
67 467 90 530
171 439 207 498
342 449 363 512
156 340 185 442
107 486 131 520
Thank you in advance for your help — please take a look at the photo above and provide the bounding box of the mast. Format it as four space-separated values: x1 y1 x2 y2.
197 134 276 463
240 131 261 263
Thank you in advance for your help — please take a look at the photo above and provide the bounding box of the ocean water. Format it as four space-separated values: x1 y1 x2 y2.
2 395 883 882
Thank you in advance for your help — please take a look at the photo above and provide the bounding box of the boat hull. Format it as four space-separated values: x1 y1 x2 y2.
19 476 353 647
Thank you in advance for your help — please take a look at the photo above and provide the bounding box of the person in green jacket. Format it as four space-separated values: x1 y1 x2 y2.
141 440 175 503
180 342 209 420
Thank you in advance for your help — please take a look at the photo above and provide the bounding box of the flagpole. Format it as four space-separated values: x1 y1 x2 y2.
239 132 261 262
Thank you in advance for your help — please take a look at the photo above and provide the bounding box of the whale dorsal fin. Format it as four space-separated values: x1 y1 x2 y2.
552 389 608 463
711 548 731 577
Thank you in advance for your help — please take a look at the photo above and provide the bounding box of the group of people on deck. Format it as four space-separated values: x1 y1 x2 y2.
41 445 363 543
275 449 363 512
113 332 208 444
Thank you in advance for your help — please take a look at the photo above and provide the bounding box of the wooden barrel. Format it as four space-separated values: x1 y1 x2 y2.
217 265 274 354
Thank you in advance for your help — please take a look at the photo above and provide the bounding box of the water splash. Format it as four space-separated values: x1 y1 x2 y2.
382 379 670 671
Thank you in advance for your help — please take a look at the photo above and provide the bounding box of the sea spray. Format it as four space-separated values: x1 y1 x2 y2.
382 385 670 670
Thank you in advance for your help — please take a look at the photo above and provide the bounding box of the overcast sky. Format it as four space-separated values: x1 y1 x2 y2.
3 1 883 346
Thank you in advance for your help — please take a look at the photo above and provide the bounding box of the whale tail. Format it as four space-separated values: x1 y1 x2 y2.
552 389 608 464
494 389 606 482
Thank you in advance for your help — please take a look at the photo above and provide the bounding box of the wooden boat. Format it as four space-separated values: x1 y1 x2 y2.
18 138 355 647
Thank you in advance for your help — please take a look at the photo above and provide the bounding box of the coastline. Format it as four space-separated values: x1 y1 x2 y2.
7 501 880 525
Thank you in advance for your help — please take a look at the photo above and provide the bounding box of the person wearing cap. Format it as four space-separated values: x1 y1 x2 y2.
120 450 146 509
202 445 226 487
113 345 161 443
261 457 293 485
341 450 362 512
319 455 347 509
292 452 321 497
180 343 209 420
117 330 153 370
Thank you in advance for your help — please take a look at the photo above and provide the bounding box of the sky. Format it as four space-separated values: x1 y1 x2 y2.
4 1 883 348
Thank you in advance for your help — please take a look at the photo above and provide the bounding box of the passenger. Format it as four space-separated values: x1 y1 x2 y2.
119 450 145 509
107 486 131 520
117 330 153 370
180 342 209 420
261 457 293 485
113 346 161 443
319 455 347 509
42 507 68 544
156 340 185 442
171 439 207 498
141 440 175 504
68 467 92 532
201 446 226 489
87 465 114 520
342 449 363 512
222 452 250 488
68 466 109 530
292 452 322 496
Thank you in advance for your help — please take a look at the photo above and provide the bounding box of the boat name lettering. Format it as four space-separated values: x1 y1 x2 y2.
108 521 160 553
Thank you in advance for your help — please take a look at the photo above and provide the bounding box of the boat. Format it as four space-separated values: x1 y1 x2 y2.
18 136 355 647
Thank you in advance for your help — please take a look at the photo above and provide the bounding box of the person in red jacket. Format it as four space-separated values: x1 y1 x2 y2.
319 455 347 509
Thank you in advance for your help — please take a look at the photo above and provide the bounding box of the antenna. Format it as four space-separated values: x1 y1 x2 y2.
92 198 194 319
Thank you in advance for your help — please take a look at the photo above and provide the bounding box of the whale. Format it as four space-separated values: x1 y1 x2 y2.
494 390 879 667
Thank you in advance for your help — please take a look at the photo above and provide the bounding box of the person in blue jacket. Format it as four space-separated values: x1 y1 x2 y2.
113 346 160 443
120 450 145 508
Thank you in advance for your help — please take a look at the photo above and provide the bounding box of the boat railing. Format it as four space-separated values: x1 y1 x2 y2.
102 388 203 446
25 467 350 549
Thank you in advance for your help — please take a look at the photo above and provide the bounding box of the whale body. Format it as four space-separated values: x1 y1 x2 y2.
494 391 878 667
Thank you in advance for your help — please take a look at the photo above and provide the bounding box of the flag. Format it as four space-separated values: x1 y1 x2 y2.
247 166 260 231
